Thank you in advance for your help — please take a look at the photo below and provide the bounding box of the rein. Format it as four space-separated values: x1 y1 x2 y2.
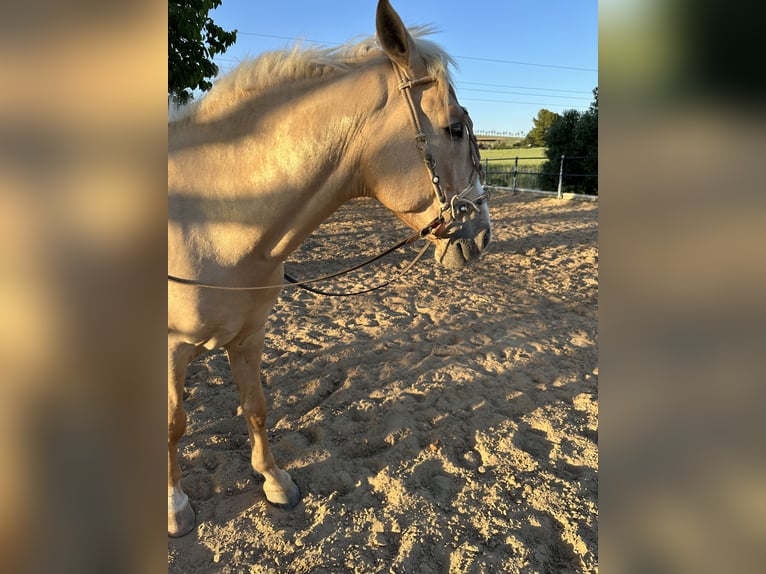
167 217 441 294
167 62 488 296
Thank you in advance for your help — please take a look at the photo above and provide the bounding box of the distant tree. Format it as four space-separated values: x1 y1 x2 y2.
574 88 598 188
169 0 237 105
539 88 598 195
545 109 583 158
524 109 561 147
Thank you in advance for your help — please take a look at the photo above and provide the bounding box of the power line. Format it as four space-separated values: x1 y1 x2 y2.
226 31 598 73
458 87 592 101
455 55 596 72
236 31 341 46
462 97 589 109
212 65 591 109
216 59 595 98
458 81 593 95
213 32 596 113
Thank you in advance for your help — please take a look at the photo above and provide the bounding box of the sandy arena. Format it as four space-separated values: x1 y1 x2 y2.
168 191 598 573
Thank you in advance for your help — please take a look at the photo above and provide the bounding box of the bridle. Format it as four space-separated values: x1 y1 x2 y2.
167 62 489 294
392 62 489 229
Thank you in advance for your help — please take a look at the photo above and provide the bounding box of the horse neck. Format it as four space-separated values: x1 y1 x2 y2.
169 64 386 267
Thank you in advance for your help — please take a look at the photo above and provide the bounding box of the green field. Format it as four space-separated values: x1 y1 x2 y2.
480 147 548 167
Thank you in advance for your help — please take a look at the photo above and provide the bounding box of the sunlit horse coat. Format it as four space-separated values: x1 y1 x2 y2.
168 0 491 536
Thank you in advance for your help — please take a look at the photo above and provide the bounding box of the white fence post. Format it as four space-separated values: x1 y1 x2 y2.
557 155 565 199
512 156 518 192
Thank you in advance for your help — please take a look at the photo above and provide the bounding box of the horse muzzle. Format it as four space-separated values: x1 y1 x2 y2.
433 203 491 269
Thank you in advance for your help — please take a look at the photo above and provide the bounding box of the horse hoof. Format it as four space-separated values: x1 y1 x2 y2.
168 498 196 537
266 481 302 510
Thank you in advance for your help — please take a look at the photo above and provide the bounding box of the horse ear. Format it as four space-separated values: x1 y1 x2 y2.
376 0 413 70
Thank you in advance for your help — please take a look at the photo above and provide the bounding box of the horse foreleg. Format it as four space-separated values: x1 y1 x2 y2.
226 333 301 509
167 340 196 537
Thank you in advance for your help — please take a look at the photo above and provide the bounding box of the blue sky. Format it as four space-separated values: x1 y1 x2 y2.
208 0 597 136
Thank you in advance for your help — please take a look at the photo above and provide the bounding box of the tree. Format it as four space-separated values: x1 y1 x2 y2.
524 109 560 147
545 109 583 158
169 0 237 105
574 88 598 185
588 86 598 115
539 88 598 195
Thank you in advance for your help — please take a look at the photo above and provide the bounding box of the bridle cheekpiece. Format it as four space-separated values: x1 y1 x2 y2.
392 63 489 237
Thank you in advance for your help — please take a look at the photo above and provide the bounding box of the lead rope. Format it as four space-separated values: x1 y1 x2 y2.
168 217 441 292
283 239 431 296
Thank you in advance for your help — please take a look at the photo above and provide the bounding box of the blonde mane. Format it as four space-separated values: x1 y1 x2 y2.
170 26 455 122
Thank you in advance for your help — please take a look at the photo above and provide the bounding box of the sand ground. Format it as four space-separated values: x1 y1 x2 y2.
168 191 598 573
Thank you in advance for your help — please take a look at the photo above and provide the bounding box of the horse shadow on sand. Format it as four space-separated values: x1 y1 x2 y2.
168 192 598 572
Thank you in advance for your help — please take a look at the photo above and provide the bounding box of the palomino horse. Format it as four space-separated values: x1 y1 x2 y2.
168 0 491 536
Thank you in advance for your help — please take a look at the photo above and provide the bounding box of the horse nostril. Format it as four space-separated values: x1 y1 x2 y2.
481 229 491 249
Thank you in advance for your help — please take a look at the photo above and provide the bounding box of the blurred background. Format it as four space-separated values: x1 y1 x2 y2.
600 1 765 572
0 3 166 573
0 1 763 572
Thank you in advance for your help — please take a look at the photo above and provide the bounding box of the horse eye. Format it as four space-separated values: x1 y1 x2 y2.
445 122 464 140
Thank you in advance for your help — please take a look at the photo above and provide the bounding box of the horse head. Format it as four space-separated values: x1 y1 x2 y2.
365 0 492 269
